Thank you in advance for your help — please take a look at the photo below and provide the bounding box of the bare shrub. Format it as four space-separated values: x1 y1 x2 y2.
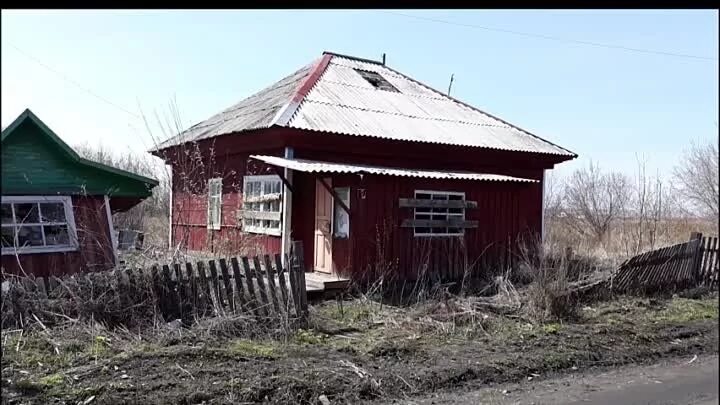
673 138 719 221
518 240 578 322
564 161 631 247
74 142 169 232
1 268 161 331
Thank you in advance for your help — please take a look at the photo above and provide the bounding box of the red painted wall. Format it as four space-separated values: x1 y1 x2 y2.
158 127 568 279
1 196 115 277
292 172 542 281
169 146 285 255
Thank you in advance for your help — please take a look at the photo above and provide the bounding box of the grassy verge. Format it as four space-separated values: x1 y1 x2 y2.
2 294 717 404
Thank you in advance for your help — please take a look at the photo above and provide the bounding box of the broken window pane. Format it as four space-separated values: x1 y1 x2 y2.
14 204 39 224
1 226 15 248
1 204 13 224
17 226 43 247
44 225 70 245
40 203 66 223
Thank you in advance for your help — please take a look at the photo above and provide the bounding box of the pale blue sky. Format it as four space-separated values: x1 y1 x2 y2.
1 10 718 179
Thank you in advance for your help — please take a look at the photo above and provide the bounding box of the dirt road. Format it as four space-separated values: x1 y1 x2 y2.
387 355 719 405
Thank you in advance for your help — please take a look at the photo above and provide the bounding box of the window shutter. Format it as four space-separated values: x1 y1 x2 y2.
207 178 222 230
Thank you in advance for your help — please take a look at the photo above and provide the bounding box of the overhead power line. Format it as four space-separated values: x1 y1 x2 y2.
4 41 142 118
380 11 718 62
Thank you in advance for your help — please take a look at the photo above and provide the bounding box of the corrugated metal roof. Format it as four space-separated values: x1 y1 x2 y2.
249 155 538 183
152 52 574 158
152 61 316 151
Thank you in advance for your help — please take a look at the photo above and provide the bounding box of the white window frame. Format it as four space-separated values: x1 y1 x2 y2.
332 187 350 239
413 190 466 237
207 177 223 231
242 175 283 237
1 195 79 255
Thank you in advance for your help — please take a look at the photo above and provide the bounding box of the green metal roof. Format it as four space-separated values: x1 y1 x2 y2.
1 109 159 199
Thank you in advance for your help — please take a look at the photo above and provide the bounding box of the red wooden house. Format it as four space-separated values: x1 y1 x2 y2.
2 110 159 277
151 52 576 284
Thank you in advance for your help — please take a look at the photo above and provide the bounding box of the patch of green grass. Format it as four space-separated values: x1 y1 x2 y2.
541 323 562 334
228 339 279 358
39 373 64 387
318 301 374 324
87 335 113 360
653 298 718 324
2 335 72 369
292 329 329 346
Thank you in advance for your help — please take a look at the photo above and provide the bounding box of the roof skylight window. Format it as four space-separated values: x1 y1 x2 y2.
354 69 400 92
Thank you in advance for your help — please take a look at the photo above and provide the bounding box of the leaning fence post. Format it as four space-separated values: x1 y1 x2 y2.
689 232 703 286
291 241 308 320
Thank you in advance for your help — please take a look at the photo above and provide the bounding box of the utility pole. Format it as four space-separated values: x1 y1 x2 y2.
447 74 455 95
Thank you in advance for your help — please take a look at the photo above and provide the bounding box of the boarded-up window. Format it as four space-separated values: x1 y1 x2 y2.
241 175 282 236
207 178 222 230
333 187 350 239
414 190 465 237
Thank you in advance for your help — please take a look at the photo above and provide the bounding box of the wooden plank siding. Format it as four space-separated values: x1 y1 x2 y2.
162 127 551 282
1 195 115 278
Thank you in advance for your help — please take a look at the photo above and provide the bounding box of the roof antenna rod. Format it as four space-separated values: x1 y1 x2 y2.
447 73 455 95
382 53 386 65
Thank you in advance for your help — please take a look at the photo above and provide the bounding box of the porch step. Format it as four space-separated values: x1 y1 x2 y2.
305 272 350 294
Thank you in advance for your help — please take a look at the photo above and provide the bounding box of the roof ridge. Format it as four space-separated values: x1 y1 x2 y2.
2 109 158 185
270 54 333 127
322 51 385 66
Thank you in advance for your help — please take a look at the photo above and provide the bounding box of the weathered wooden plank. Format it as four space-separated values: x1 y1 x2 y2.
196 261 215 315
674 242 693 288
208 260 226 312
161 264 180 318
149 265 167 318
230 257 248 312
287 253 301 316
185 262 200 314
275 254 292 314
700 237 717 284
173 263 187 317
241 256 263 317
252 256 271 316
239 211 282 221
688 236 704 286
708 238 719 285
400 219 479 228
701 237 714 285
264 255 281 314
292 241 308 318
398 198 478 209
218 259 235 312
711 237 720 285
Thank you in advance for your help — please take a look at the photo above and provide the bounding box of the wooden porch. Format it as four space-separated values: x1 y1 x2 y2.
305 271 350 296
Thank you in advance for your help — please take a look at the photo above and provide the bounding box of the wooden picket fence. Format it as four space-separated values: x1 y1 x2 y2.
613 233 719 293
2 243 309 327
145 249 309 321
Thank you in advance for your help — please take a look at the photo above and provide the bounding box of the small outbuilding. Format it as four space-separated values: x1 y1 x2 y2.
151 52 576 286
1 109 159 277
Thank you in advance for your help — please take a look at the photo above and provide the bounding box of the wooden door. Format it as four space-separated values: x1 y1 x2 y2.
313 178 333 273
